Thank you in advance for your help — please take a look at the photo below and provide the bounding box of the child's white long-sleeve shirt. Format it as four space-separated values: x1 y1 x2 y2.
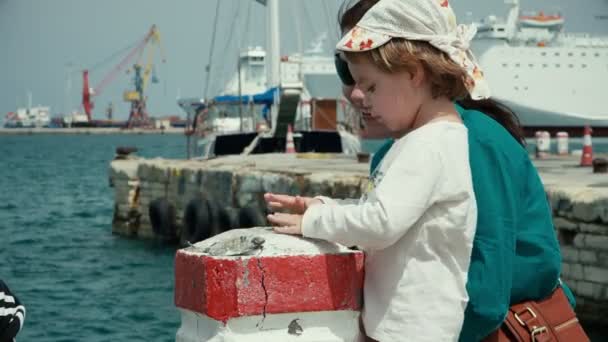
301 121 477 342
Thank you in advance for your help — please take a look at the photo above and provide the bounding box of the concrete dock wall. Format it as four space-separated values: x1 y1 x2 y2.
532 156 608 325
109 153 608 325
110 154 368 239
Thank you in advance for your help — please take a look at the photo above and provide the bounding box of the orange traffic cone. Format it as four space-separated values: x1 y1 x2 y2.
285 124 296 154
580 126 593 166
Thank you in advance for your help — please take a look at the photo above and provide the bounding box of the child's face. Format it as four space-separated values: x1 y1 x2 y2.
346 56 424 138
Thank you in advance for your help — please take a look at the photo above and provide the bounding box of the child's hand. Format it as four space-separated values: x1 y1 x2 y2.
264 193 321 214
267 212 303 235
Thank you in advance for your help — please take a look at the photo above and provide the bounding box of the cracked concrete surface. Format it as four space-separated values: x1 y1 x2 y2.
256 257 269 329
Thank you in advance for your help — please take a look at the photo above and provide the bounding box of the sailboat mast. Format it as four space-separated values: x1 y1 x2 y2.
267 0 280 132
65 62 73 116
267 0 280 88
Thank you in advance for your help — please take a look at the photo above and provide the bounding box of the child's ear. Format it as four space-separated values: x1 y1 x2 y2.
411 62 426 88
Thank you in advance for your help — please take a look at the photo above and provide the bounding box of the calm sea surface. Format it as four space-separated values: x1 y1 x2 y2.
1 133 607 341
1 134 186 342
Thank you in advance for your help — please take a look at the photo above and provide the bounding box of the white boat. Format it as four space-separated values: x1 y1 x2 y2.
471 0 608 126
519 11 564 29
4 106 51 128
179 45 361 159
178 1 361 159
217 36 354 131
62 112 90 127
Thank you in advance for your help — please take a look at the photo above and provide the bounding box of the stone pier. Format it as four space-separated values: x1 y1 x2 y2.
537 156 608 325
109 154 368 239
109 152 608 325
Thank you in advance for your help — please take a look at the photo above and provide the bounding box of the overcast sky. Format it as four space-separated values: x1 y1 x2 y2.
1 0 607 120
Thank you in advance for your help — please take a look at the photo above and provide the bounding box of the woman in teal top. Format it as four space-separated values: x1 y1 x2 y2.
369 104 576 341
337 1 575 340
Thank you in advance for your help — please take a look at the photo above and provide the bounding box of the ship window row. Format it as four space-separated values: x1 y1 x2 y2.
502 63 588 68
539 52 601 57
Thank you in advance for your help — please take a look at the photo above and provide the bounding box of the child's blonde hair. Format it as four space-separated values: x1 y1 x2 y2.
345 39 469 101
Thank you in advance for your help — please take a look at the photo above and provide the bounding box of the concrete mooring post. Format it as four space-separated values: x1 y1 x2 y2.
174 227 365 342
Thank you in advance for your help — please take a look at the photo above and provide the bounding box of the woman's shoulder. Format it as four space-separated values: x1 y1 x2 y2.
456 104 527 157
457 105 511 137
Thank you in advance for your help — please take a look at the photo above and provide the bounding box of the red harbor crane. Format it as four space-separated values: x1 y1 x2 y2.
81 24 166 127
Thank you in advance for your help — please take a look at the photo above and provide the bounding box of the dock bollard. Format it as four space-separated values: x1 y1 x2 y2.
174 228 365 342
114 146 138 160
356 152 370 163
593 158 608 174
556 131 569 155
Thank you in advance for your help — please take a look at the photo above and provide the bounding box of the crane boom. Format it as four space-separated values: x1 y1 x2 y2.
82 70 93 121
81 25 164 122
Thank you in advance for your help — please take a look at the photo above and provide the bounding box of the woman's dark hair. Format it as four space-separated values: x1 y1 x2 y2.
338 0 379 33
338 0 525 145
458 98 525 146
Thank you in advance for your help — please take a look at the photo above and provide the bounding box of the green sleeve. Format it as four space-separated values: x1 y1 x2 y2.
369 139 394 174
458 144 517 341
456 105 572 341
511 158 562 303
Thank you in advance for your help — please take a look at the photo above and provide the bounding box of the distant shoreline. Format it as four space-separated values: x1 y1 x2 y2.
0 127 185 135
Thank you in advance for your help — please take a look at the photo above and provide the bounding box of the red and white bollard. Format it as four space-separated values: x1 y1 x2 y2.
535 131 551 159
174 228 364 342
581 126 593 166
556 131 569 156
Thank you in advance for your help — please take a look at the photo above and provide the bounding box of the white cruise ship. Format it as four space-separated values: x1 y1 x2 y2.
471 0 608 126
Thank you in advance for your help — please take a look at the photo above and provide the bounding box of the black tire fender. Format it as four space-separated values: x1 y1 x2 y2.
237 206 265 228
205 200 226 237
149 198 177 241
218 206 239 232
182 198 212 244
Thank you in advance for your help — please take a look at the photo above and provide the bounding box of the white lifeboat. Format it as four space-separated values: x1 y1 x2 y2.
519 11 564 28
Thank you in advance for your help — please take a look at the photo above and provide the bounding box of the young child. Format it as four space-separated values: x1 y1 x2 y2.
266 0 486 340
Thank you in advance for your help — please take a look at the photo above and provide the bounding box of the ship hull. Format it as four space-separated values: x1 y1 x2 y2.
500 99 608 127
473 39 607 127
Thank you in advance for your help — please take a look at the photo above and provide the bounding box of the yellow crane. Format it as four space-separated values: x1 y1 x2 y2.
123 24 167 128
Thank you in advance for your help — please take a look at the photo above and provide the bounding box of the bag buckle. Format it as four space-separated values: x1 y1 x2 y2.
531 326 548 342
514 306 537 326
